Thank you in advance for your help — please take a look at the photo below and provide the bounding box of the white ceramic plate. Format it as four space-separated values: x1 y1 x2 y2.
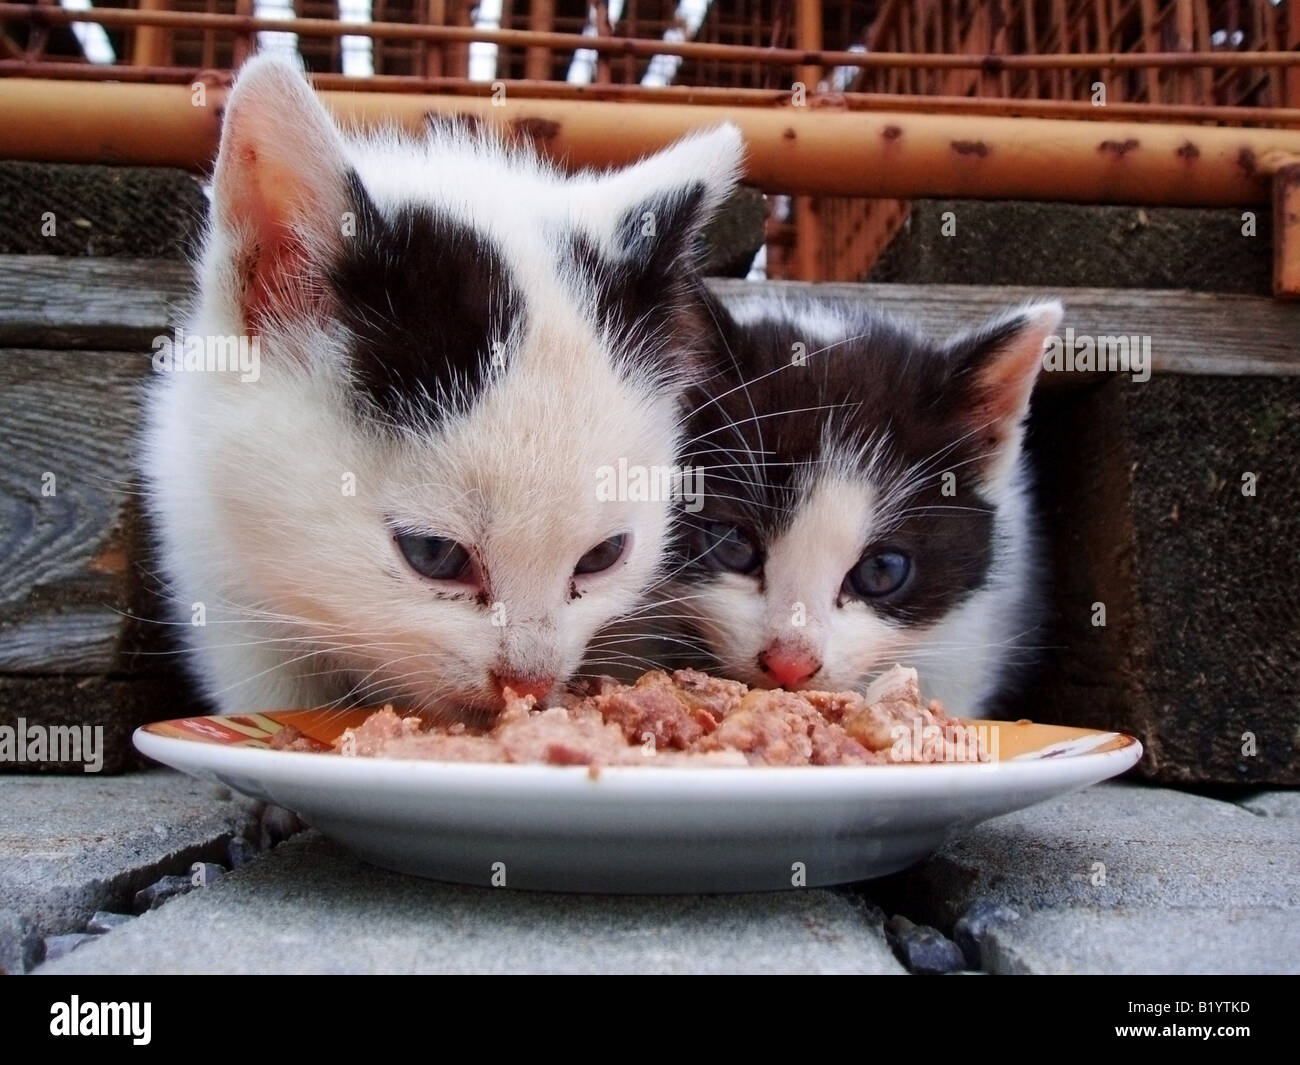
135 709 1142 893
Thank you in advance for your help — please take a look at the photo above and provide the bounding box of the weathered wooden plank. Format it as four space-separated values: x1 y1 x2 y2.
0 256 189 349
0 610 122 674
2 256 1299 377
711 279 1300 378
0 349 166 677
0 344 201 770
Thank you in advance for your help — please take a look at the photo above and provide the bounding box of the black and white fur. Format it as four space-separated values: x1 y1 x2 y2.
142 56 742 716
668 290 1063 718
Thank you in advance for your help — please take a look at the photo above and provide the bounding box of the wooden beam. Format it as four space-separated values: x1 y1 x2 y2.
710 280 1300 377
5 256 1299 374
0 345 198 772
0 256 182 349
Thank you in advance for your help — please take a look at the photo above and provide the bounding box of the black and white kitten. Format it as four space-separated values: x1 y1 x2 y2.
669 290 1063 718
143 56 743 716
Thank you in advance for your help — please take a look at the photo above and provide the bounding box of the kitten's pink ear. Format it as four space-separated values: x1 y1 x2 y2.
945 301 1063 481
212 56 351 327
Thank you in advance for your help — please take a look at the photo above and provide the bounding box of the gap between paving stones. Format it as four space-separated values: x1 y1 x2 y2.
862 783 1300 975
28 802 307 972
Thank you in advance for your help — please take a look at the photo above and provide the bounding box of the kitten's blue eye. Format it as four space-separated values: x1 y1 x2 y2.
701 522 761 574
396 533 473 582
575 533 628 575
846 550 911 598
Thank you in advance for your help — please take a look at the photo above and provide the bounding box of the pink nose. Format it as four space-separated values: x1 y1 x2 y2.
758 644 821 688
491 672 555 702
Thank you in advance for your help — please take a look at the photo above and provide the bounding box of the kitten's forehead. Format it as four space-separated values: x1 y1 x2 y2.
332 175 526 425
387 341 678 539
688 297 981 533
771 474 874 570
335 142 702 429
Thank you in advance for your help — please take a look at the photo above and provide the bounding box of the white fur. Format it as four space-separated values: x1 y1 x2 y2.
142 56 743 715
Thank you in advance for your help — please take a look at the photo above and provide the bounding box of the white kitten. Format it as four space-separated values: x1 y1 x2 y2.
142 56 742 716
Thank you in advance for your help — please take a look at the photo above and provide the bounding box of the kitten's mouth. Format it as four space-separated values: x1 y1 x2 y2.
452 683 563 727
372 675 567 727
376 687 510 729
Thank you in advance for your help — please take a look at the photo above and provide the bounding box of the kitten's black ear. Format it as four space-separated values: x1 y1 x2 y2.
943 301 1063 483
212 56 355 328
573 126 744 377
597 124 745 282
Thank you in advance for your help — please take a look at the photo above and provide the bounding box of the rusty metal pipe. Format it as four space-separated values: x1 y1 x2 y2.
1 78 1298 206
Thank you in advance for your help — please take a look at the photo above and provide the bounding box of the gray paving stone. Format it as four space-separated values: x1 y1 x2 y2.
37 832 906 975
0 908 41 975
86 911 134 934
0 770 258 939
884 783 1300 920
42 933 96 964
884 915 965 974
876 782 1300 975
980 908 1300 975
1238 791 1300 819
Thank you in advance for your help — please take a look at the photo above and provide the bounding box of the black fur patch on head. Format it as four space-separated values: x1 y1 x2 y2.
330 171 523 425
566 183 711 384
678 299 1020 626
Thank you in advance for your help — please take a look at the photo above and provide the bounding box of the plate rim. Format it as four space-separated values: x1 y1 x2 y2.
134 720 1144 798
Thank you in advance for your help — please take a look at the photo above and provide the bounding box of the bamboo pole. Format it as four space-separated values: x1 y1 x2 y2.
2 77 1300 207
5 5 1300 72
5 58 1299 126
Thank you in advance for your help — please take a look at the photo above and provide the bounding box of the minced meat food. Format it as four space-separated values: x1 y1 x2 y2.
326 665 986 767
